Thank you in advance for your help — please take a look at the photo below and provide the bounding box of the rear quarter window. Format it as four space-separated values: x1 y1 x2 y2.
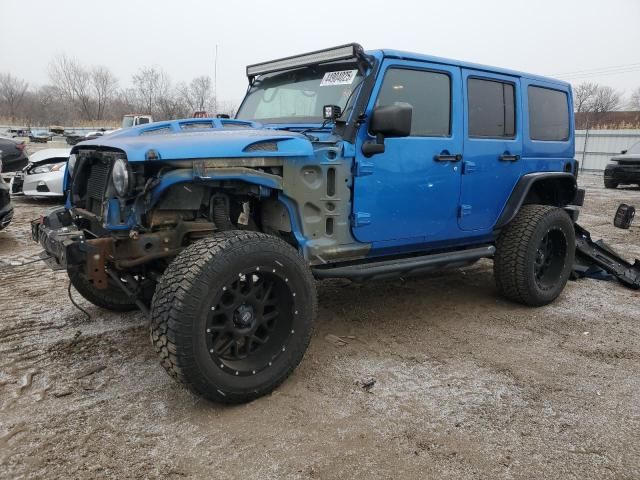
528 86 569 141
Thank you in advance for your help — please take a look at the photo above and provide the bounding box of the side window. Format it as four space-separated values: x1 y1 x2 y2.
468 78 515 138
528 86 569 141
376 68 450 137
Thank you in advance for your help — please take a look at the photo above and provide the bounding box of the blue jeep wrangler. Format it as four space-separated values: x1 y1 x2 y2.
33 44 583 403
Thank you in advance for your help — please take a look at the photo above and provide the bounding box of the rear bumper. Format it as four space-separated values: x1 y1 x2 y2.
3 153 28 173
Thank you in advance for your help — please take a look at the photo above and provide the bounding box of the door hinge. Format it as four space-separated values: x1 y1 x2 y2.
459 205 472 217
351 211 371 227
462 161 476 174
354 160 374 177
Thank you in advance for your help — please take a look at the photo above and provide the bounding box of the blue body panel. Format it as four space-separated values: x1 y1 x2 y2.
69 49 574 260
352 59 465 246
351 50 574 257
458 69 523 231
73 118 314 161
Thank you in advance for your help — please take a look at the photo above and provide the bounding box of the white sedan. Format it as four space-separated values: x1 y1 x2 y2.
11 148 70 198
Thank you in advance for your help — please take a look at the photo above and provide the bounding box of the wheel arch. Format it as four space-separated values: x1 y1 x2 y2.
494 172 578 230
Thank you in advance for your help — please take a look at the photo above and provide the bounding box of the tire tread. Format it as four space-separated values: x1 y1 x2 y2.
150 230 317 403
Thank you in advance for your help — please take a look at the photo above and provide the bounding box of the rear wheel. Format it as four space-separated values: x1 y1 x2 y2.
494 205 575 306
150 231 317 403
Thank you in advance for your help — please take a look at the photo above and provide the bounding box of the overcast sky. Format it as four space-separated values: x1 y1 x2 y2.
1 0 639 105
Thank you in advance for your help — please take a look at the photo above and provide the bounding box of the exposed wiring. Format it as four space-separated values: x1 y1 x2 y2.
67 280 91 322
0 255 91 321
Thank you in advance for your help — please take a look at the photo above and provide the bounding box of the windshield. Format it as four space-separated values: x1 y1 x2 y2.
122 116 135 128
236 62 363 124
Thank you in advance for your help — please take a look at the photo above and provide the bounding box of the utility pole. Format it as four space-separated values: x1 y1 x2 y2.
214 44 218 114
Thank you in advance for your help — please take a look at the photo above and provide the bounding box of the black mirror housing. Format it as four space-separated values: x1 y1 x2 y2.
361 104 412 157
370 103 412 137
621 149 628 154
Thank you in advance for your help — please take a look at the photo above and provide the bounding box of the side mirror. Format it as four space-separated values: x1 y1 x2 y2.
362 104 412 157
621 149 628 154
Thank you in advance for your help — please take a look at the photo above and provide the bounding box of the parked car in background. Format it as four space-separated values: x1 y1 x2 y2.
604 141 640 188
3 127 31 138
0 137 28 172
85 131 105 140
66 130 109 146
122 114 153 128
11 148 70 197
0 156 14 230
30 130 52 143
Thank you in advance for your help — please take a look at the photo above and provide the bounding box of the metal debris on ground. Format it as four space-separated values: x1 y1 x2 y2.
356 377 376 392
573 224 640 289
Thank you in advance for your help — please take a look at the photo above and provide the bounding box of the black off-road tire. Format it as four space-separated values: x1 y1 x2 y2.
604 178 618 189
150 231 317 404
494 205 575 306
68 269 138 312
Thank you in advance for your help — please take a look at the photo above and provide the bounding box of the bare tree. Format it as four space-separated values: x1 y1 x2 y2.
131 66 171 116
157 88 190 120
91 66 118 121
573 82 597 113
591 86 620 114
178 76 214 114
0 73 29 122
629 87 640 111
216 100 238 117
49 55 93 120
574 82 621 129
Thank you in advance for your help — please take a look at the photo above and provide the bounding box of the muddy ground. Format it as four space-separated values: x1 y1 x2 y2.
0 172 638 479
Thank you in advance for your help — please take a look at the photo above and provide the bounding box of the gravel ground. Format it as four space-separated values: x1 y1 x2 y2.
0 171 639 479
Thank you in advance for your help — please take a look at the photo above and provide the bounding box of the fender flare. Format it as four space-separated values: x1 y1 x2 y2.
494 172 579 230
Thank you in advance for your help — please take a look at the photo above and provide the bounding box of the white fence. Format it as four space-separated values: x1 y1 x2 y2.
575 129 640 172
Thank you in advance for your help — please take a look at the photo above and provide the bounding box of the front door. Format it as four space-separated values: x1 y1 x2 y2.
352 60 463 246
458 70 522 231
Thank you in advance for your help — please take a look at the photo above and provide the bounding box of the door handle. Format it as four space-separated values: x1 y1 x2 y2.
434 153 463 162
499 153 520 162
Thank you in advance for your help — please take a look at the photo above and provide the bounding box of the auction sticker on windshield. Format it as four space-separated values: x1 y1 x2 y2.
320 70 358 86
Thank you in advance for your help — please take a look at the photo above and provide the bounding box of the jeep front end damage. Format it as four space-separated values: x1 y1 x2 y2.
32 206 215 288
34 144 296 293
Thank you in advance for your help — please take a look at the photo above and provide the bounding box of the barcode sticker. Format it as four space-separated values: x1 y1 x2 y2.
320 70 358 86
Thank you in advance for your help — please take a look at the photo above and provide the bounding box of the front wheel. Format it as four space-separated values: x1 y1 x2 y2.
150 231 317 403
494 205 575 306
604 178 618 189
69 269 138 312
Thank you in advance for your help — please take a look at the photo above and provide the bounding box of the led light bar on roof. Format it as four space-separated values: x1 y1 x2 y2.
246 43 363 78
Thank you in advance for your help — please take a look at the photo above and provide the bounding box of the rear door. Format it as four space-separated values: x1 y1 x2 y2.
352 60 463 245
458 70 522 231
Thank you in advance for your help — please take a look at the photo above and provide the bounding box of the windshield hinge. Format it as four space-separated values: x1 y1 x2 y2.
351 211 371 227
353 160 374 177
